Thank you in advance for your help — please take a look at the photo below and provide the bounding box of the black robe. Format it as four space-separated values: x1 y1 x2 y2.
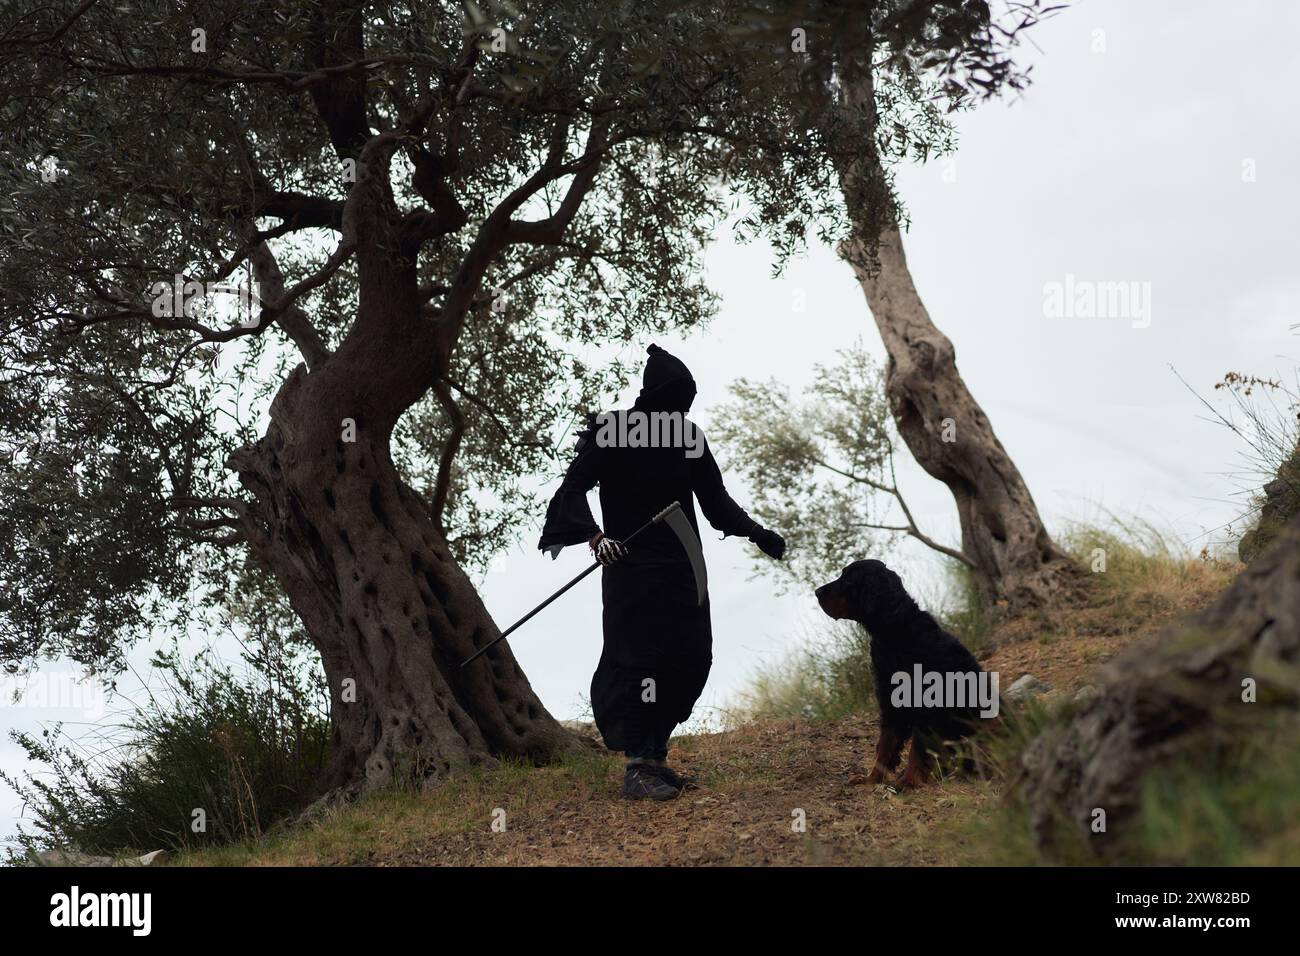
538 346 757 752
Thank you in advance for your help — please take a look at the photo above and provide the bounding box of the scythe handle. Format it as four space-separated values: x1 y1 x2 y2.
459 501 682 668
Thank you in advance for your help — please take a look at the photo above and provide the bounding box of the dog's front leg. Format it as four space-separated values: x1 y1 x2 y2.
897 732 932 789
866 726 906 784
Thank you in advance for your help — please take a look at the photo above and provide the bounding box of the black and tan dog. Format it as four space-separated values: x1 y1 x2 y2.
816 559 992 788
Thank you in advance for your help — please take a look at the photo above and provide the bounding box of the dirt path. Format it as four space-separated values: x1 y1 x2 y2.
183 565 1232 868
329 622 1160 866
373 714 998 867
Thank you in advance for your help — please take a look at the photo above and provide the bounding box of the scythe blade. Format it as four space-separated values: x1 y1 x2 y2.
658 502 708 606
461 500 707 669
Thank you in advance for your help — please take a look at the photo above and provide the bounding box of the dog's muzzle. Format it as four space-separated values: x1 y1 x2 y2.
815 583 849 619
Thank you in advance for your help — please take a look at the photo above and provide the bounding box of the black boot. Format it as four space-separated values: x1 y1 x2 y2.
623 764 680 801
645 763 699 791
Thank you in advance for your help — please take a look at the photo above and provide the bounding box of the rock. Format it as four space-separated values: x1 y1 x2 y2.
1238 442 1300 563
1073 684 1098 703
34 849 115 867
1020 516 1300 848
559 719 601 739
31 847 170 867
559 719 607 750
1004 674 1052 703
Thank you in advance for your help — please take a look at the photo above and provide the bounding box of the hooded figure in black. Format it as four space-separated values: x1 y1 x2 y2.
539 345 785 800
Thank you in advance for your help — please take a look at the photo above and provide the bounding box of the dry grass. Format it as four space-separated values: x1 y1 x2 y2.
176 521 1241 867
989 519 1237 693
735 517 1238 726
178 716 1001 867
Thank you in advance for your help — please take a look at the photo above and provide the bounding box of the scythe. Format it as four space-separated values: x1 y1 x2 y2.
460 500 706 668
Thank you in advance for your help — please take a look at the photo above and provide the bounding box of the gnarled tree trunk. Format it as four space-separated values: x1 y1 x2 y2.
216 108 599 797
839 225 1076 608
1019 514 1300 851
228 362 575 796
835 69 1077 609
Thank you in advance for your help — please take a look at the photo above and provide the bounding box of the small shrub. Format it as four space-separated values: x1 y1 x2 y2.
731 620 876 723
3 635 330 861
934 559 995 654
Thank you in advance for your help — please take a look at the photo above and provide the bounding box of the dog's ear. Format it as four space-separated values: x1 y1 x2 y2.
851 563 913 630
847 567 877 621
882 565 906 596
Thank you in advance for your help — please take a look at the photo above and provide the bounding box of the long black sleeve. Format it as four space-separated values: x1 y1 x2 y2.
691 435 760 539
537 435 603 551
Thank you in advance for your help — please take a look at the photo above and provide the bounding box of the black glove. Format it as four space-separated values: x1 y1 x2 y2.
749 526 786 560
590 533 628 566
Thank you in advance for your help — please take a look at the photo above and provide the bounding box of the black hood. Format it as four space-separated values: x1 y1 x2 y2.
633 344 696 413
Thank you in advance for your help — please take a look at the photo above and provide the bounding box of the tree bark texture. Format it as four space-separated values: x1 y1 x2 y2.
228 361 575 795
1018 515 1300 851
839 225 1077 607
835 67 1078 607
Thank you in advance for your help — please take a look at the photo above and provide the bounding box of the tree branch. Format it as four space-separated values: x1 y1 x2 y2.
504 121 611 246
430 379 466 531
811 448 976 569
245 239 334 370
256 192 345 236
882 448 976 568
306 1 372 159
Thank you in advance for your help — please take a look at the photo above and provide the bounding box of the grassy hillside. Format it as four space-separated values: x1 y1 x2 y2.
172 523 1261 867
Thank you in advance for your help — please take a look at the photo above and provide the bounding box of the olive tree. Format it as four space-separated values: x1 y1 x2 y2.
0 0 865 793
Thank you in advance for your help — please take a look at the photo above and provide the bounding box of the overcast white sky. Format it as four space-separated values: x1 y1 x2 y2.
4 0 1299 849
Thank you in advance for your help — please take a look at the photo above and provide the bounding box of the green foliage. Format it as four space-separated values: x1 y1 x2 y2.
0 0 881 671
2 609 329 859
0 355 223 669
732 620 878 723
0 0 1050 676
711 341 925 591
1131 717 1300 865
1058 514 1207 597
